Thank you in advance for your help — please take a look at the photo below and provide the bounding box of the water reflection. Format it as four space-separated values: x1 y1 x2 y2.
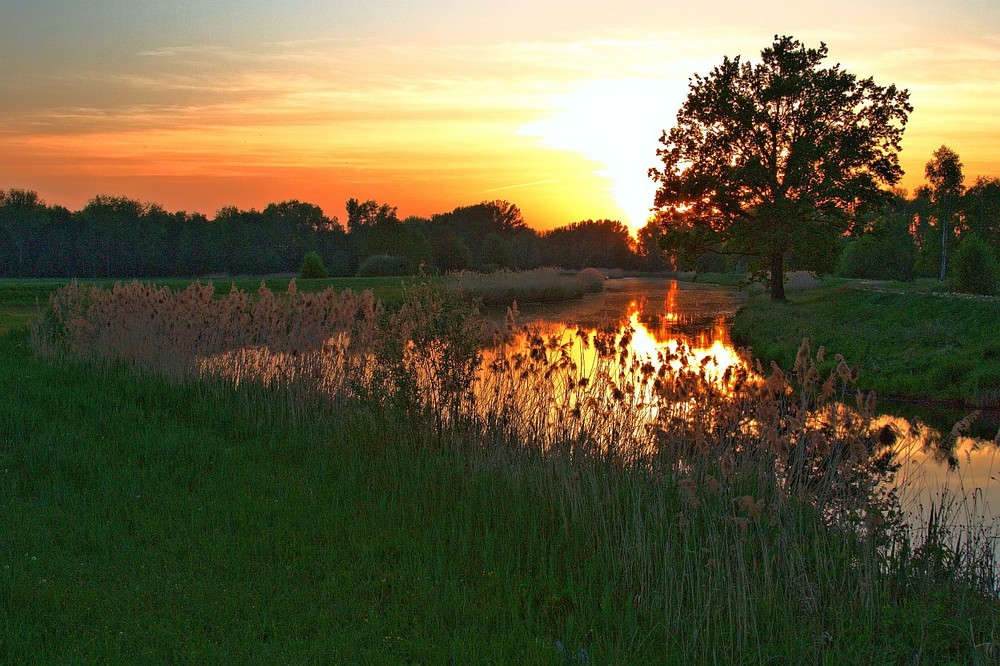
511 277 998 514
512 278 746 382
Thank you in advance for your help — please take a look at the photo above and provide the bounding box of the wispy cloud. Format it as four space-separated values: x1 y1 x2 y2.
476 179 560 195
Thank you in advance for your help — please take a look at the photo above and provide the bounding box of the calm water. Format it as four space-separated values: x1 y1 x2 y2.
511 277 999 529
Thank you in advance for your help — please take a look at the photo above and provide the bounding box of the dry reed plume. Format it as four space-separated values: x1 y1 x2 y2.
32 279 381 400
25 279 999 660
32 279 899 530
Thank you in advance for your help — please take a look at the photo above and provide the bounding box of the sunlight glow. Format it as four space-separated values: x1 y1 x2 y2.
520 79 687 231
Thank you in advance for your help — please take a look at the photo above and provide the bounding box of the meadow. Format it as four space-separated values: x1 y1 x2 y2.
1 276 997 662
732 280 1000 407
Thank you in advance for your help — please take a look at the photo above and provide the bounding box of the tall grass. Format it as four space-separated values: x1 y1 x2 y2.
447 267 604 308
20 278 1000 662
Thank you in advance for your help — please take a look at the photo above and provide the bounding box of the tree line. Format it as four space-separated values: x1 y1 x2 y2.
648 145 1000 292
0 192 665 278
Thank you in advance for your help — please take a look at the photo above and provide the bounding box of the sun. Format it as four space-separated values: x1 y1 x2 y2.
521 78 687 232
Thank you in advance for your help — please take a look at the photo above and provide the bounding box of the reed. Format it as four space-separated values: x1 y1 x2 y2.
447 267 603 308
17 278 998 662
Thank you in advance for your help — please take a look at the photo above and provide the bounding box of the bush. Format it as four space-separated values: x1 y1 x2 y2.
356 254 410 278
448 268 592 308
838 233 916 281
952 233 998 295
575 267 606 293
299 251 329 279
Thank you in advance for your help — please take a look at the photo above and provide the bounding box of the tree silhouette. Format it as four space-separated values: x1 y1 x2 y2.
924 145 964 281
650 35 912 300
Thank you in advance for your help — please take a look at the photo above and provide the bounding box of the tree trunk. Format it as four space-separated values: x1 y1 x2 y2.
939 212 948 282
770 251 785 301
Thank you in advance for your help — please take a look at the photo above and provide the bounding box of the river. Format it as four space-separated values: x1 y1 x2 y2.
508 277 999 531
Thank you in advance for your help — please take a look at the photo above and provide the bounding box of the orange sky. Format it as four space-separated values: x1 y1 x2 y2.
2 1 999 232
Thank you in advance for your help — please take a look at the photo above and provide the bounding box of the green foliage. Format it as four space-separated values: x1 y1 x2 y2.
364 222 430 272
475 233 513 271
733 283 1000 405
298 251 329 279
428 226 471 272
2 276 998 662
356 254 410 277
651 36 912 300
924 146 966 281
952 233 998 295
375 281 482 426
838 224 916 281
540 219 635 269
964 176 1000 250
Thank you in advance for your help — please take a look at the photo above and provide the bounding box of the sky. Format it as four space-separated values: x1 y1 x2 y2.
2 1 999 232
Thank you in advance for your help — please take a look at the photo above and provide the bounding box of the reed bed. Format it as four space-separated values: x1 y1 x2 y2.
26 278 999 662
447 267 604 308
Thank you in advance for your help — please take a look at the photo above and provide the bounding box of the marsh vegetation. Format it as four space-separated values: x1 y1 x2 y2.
4 275 994 662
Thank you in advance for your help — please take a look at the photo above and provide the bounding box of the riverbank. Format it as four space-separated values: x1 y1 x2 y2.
1 279 997 662
732 280 1000 407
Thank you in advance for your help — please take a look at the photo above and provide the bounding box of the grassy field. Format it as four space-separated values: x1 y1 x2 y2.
732 281 1000 407
1 278 997 662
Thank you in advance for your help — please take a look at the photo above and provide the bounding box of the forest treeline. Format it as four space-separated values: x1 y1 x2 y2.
2 170 998 284
0 192 665 278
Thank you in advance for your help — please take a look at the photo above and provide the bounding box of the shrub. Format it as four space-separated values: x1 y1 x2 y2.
356 254 410 278
952 233 998 295
575 267 606 293
299 251 329 279
838 233 916 281
448 268 597 308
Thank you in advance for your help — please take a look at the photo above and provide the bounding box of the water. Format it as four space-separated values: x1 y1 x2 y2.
509 277 999 529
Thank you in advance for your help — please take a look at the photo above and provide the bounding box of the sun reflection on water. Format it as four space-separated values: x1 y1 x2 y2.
508 278 998 526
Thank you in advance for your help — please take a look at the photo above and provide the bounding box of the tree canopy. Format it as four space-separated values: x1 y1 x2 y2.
924 145 964 281
650 35 912 300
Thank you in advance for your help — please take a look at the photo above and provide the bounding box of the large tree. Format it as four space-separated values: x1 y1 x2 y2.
650 35 912 300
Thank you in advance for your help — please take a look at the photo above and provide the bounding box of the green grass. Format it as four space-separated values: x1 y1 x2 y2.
732 282 1000 406
0 331 561 661
1 278 997 661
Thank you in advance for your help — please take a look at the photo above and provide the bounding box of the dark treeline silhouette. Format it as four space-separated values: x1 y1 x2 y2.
0 191 665 278
649 146 1000 294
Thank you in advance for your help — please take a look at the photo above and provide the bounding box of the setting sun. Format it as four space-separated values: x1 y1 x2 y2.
521 78 690 230
2 2 998 229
